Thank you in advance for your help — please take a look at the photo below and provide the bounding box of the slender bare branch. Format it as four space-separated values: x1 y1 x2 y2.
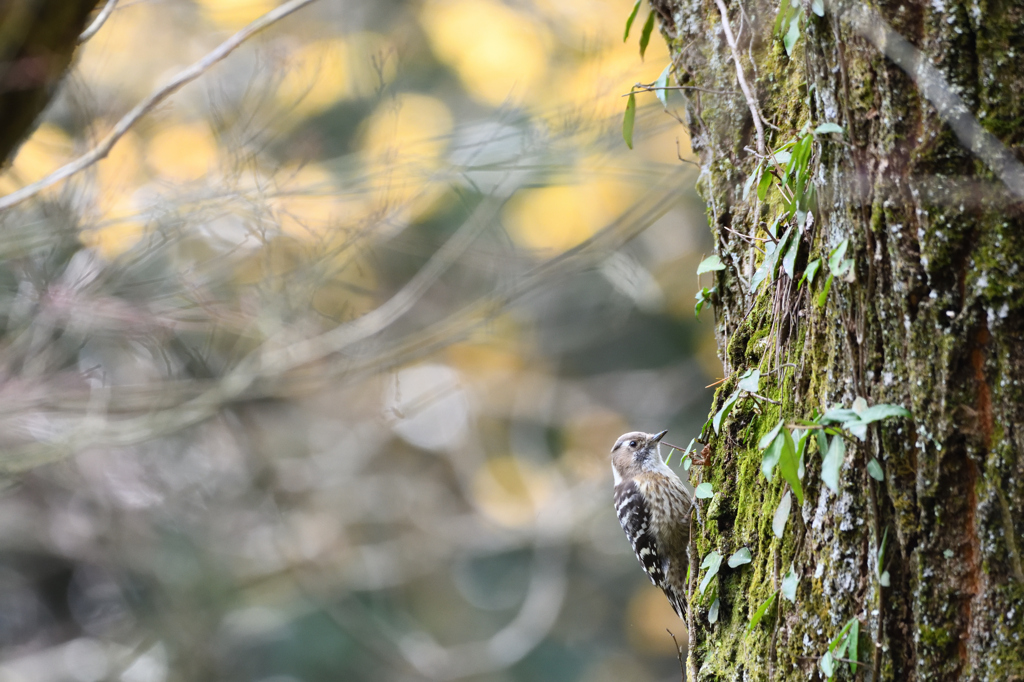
0 0 321 213
78 0 119 43
840 0 1024 198
713 0 766 156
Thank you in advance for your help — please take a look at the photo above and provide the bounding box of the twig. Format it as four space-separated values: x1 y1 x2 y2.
667 629 686 682
712 0 765 155
78 0 119 43
0 0 321 212
747 392 781 405
627 83 740 97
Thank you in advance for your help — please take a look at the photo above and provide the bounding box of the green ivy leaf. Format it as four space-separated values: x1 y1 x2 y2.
654 63 671 107
728 547 752 567
867 458 885 481
814 122 844 135
639 10 656 59
849 620 860 673
761 432 784 481
709 597 720 623
747 591 777 632
844 419 868 440
713 390 741 434
811 0 825 16
697 254 726 274
859 403 911 423
695 286 716 319
759 419 785 450
783 9 801 55
828 239 849 273
699 550 723 594
623 0 642 41
623 92 636 149
772 490 792 538
821 435 844 493
820 650 835 678
695 482 715 499
743 162 763 200
779 428 804 505
781 565 799 602
816 272 834 306
822 407 859 423
738 368 761 393
782 229 800 278
799 258 821 288
815 428 828 459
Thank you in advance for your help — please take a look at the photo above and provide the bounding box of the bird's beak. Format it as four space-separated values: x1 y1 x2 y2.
652 430 668 443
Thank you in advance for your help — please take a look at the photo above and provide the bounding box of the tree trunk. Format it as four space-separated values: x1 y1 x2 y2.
652 0 1024 678
0 0 101 164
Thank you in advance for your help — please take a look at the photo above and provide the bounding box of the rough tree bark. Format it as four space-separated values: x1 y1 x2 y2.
651 0 1024 678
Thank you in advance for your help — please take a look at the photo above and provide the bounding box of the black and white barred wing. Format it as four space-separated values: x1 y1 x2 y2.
613 479 665 585
613 479 686 618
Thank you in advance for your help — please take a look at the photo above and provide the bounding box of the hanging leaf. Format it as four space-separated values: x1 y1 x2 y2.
756 169 773 201
709 597 720 623
783 9 801 56
743 162 763 199
822 407 860 423
867 458 885 481
623 92 636 149
859 404 911 423
779 428 804 505
811 0 825 15
728 547 753 567
697 254 726 274
849 619 860 673
799 258 821 288
782 230 800 278
820 650 835 677
772 490 792 538
654 63 671 107
761 432 784 481
699 551 723 594
828 239 849 273
759 419 785 450
816 272 834 306
623 0 642 41
814 122 844 134
713 390 741 434
695 482 715 499
781 565 799 601
821 435 845 493
747 591 777 632
639 10 656 59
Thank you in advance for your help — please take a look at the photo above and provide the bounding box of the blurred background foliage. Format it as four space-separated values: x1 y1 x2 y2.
0 0 720 680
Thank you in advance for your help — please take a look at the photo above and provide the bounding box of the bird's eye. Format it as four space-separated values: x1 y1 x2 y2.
629 440 637 448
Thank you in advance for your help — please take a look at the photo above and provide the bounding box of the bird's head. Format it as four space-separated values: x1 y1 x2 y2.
610 429 668 481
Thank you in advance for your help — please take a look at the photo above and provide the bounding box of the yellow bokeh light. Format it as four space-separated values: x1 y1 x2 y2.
147 124 219 182
472 456 554 528
358 93 453 219
277 39 351 118
503 169 635 253
0 124 74 194
421 0 550 106
195 0 277 28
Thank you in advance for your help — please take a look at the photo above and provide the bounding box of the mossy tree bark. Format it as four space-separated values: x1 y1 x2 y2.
651 0 1024 678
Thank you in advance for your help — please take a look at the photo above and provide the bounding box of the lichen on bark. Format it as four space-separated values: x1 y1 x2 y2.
651 0 1024 677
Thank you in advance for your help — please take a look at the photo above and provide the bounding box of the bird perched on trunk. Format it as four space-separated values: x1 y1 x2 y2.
611 429 694 618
